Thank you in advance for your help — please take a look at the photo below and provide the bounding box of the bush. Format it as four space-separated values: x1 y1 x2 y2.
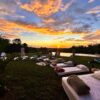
0 58 12 73
0 80 7 97
0 60 7 73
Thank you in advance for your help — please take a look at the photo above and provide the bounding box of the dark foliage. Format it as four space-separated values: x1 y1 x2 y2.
0 36 100 54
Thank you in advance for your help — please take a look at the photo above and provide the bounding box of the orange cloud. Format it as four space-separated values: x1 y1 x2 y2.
20 0 62 17
0 18 97 37
43 18 55 24
0 19 99 48
0 19 19 33
82 30 100 43
0 19 98 37
0 19 74 35
95 30 100 34
2 33 20 39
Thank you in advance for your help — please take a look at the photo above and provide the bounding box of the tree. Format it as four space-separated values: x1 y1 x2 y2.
0 36 9 52
12 39 21 44
22 43 28 48
22 43 28 53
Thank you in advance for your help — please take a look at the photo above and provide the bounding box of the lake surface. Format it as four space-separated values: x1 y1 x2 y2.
52 52 100 57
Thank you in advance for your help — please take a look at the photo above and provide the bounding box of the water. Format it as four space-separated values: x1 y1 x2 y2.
52 52 100 57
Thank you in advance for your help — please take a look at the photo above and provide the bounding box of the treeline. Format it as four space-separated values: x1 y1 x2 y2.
0 36 49 54
0 37 27 53
0 36 100 54
60 45 100 54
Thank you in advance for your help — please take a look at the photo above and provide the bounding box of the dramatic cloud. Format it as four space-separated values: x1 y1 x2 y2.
0 0 100 48
0 19 70 35
43 18 55 24
60 0 74 11
71 23 92 33
0 0 26 19
2 33 20 39
88 0 94 3
20 0 62 17
83 30 100 40
86 6 100 14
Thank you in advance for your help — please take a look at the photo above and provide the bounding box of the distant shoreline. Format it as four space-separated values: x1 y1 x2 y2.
52 52 100 57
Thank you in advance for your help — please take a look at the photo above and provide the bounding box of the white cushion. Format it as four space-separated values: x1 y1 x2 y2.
76 64 88 70
57 63 66 67
14 57 19 60
94 70 100 73
67 61 73 64
92 71 100 80
36 62 46 66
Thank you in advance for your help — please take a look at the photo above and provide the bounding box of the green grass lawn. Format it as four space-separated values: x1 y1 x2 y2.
0 55 100 100
0 60 67 100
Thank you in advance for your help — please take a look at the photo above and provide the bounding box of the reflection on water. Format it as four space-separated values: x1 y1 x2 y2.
60 53 72 57
52 52 100 57
52 52 72 57
75 53 100 57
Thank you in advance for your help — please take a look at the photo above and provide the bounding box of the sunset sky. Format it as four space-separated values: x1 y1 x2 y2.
0 0 100 48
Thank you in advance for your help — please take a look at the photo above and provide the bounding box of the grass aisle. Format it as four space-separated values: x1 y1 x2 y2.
1 60 68 100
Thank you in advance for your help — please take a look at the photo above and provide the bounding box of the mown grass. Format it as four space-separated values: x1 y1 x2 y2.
0 60 67 100
0 55 100 100
72 56 100 68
